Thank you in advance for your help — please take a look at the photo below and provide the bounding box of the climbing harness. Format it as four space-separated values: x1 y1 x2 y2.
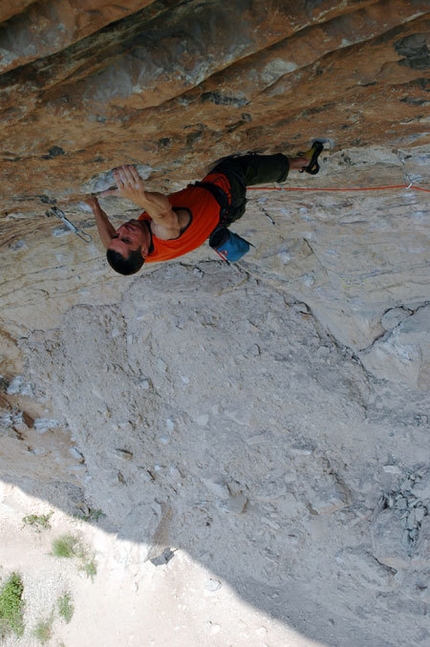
46 206 92 243
195 180 253 262
195 181 232 221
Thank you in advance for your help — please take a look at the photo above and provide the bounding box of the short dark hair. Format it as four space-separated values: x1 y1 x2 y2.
106 248 144 275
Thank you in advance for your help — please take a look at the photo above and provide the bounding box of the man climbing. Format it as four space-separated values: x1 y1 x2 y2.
85 144 323 275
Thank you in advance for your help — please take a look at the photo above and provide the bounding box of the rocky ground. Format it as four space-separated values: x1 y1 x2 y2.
1 242 429 646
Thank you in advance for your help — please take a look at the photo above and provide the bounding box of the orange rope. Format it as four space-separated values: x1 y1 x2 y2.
248 184 430 193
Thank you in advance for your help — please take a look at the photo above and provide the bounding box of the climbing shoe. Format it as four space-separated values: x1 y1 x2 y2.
299 141 324 175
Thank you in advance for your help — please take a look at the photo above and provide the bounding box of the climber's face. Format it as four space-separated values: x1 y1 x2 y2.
108 220 150 258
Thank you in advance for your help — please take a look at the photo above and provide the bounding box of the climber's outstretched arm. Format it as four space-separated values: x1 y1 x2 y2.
85 197 116 249
100 165 187 239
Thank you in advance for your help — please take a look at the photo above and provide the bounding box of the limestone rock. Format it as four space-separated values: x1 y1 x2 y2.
413 515 430 569
1 2 430 392
371 508 411 571
1 5 430 644
359 306 430 390
0 1 429 207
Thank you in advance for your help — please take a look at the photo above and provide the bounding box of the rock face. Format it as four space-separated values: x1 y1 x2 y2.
1 0 429 386
1 2 430 646
3 265 430 647
1 0 429 203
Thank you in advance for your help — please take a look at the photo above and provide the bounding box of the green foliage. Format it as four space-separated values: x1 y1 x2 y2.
78 507 106 523
73 542 98 581
22 511 53 532
33 615 53 644
79 557 97 581
57 592 74 624
51 534 97 581
0 572 25 638
51 534 79 559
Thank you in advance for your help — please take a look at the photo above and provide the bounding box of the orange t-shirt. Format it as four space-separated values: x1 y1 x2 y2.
138 173 231 263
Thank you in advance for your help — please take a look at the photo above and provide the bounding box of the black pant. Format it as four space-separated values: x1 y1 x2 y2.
209 153 290 224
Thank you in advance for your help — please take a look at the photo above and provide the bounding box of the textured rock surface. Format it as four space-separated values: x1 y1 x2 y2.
2 265 429 646
1 0 429 382
0 2 430 646
1 0 429 207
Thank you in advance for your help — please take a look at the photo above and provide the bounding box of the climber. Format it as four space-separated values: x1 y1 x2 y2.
85 144 323 275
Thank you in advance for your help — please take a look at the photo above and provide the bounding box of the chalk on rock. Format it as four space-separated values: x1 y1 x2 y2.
34 418 61 434
6 376 34 397
52 226 69 237
81 165 154 194
78 201 93 212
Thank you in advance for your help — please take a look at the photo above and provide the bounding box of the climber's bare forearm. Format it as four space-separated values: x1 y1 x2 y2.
85 197 115 249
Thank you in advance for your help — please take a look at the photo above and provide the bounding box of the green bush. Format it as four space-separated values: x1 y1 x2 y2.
51 534 79 559
33 616 53 644
22 512 53 532
57 592 74 624
51 534 97 581
79 557 97 581
0 572 25 638
76 507 106 523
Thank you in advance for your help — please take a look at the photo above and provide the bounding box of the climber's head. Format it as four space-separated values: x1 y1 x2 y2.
106 220 150 275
